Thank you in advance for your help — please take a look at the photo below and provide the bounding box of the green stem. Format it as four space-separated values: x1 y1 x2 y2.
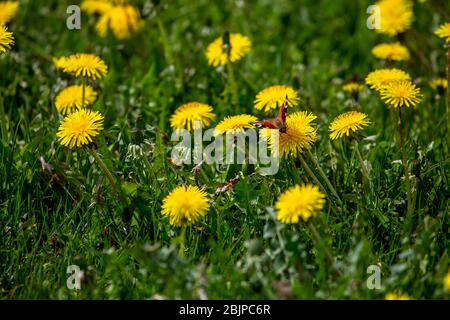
353 140 371 192
226 60 238 106
156 17 175 67
275 223 290 268
178 225 187 258
87 147 127 204
398 108 413 231
81 77 86 109
308 222 333 265
156 16 183 89
446 46 450 139
298 154 328 199
289 157 302 184
222 31 238 107
306 150 343 207
0 95 8 144
141 153 157 183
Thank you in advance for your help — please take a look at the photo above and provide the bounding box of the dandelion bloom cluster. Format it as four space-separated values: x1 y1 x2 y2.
170 102 216 131
375 0 414 37
161 185 210 226
53 56 68 69
275 184 325 224
342 82 364 94
385 293 411 300
365 68 411 91
95 5 143 39
57 109 104 149
80 0 114 14
254 85 300 112
0 1 19 25
55 85 98 115
329 112 370 140
0 25 14 54
206 33 251 67
444 269 450 290
434 22 450 42
380 80 422 108
261 111 317 158
429 78 448 90
214 114 257 135
54 53 108 80
371 42 410 61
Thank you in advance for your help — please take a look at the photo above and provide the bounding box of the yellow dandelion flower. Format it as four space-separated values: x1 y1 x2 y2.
260 111 317 158
95 5 143 39
81 0 114 14
0 1 19 25
57 109 104 149
214 114 258 135
444 269 450 290
385 293 411 300
429 78 448 90
56 53 108 80
371 42 410 61
365 68 411 91
161 185 210 227
55 85 98 115
434 22 450 42
205 33 251 67
170 102 216 131
380 80 422 108
329 111 370 140
254 85 300 112
275 184 325 224
375 0 414 37
342 83 364 94
0 24 14 54
53 56 68 70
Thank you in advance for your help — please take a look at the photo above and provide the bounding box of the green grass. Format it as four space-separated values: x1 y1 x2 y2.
0 0 449 299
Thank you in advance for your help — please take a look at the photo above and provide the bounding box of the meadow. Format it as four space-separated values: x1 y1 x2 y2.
0 0 449 299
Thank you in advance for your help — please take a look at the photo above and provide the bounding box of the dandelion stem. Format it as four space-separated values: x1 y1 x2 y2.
178 225 187 258
156 17 175 67
275 223 290 268
307 222 333 265
156 17 183 88
298 154 328 200
223 31 238 107
141 153 157 183
446 45 450 138
81 77 86 109
87 147 127 205
289 157 302 184
397 108 413 229
353 140 371 191
226 60 239 107
306 150 343 207
0 95 8 144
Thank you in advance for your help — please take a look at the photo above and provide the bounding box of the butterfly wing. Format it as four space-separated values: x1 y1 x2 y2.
250 119 279 129
276 97 288 124
272 97 289 132
250 97 289 132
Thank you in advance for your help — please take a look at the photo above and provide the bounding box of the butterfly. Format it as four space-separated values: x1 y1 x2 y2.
250 96 289 133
